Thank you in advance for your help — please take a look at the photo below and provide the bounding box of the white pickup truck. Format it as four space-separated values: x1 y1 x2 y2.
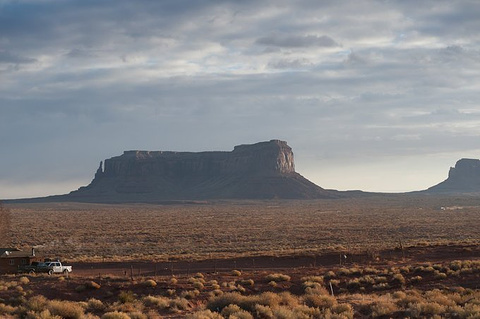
38 261 73 275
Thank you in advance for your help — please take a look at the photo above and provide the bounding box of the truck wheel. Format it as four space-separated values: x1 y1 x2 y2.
63 269 68 274
29 270 35 275
48 269 53 275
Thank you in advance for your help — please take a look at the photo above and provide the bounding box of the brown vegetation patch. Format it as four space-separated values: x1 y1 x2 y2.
1 197 479 317
6 196 480 263
0 255 478 318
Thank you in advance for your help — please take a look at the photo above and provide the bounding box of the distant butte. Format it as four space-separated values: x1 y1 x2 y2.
425 158 480 194
51 140 341 202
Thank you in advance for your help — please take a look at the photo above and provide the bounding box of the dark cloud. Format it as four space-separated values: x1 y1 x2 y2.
268 58 313 69
256 34 340 48
343 52 368 66
409 0 480 39
65 48 99 59
0 50 35 64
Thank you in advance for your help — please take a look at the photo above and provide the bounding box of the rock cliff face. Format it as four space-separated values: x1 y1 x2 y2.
426 158 480 193
66 140 337 202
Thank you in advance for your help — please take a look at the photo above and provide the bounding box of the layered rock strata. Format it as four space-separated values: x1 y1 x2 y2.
65 140 337 201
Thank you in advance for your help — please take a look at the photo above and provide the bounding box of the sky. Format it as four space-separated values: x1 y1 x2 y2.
2 0 480 199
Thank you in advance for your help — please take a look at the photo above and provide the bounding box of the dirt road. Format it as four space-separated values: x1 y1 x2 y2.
71 244 479 277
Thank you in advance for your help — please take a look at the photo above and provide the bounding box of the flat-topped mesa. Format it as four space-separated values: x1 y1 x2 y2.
97 139 295 180
426 158 480 193
69 140 336 201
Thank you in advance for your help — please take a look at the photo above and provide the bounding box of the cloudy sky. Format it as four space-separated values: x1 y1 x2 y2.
2 0 480 199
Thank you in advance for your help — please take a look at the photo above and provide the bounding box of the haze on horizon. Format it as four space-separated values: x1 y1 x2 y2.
2 0 480 199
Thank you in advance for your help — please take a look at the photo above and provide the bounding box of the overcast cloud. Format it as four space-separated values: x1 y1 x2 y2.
2 0 480 198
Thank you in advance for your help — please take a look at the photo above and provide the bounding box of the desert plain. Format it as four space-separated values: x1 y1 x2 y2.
1 195 479 318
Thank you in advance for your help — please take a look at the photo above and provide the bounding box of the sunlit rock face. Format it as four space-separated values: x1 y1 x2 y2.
66 140 338 202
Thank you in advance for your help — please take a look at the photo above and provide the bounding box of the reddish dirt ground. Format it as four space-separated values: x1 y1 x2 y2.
1 244 479 318
70 244 480 277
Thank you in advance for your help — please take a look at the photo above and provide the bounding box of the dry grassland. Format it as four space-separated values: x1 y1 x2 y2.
6 195 480 262
1 258 479 318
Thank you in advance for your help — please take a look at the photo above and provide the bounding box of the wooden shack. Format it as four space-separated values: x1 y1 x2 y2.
0 248 40 274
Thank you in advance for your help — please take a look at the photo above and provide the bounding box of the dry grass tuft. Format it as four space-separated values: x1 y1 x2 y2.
303 294 337 309
86 281 101 289
265 273 291 282
185 309 223 319
370 300 399 317
231 270 242 276
18 277 30 285
118 291 136 304
87 298 105 312
0 303 16 315
169 277 178 285
142 279 157 288
101 311 130 319
47 300 85 319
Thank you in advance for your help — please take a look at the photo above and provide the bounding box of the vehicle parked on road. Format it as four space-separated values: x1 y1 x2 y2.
18 260 72 275
40 261 73 275
18 261 43 274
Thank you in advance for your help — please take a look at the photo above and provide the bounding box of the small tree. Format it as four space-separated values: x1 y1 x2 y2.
0 201 11 247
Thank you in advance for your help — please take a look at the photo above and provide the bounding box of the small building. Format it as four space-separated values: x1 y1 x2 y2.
0 248 40 274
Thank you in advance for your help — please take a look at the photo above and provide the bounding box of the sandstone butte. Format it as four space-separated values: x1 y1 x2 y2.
9 141 480 203
425 158 480 194
54 139 343 202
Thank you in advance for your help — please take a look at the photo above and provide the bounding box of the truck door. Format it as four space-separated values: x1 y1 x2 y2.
53 262 61 273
